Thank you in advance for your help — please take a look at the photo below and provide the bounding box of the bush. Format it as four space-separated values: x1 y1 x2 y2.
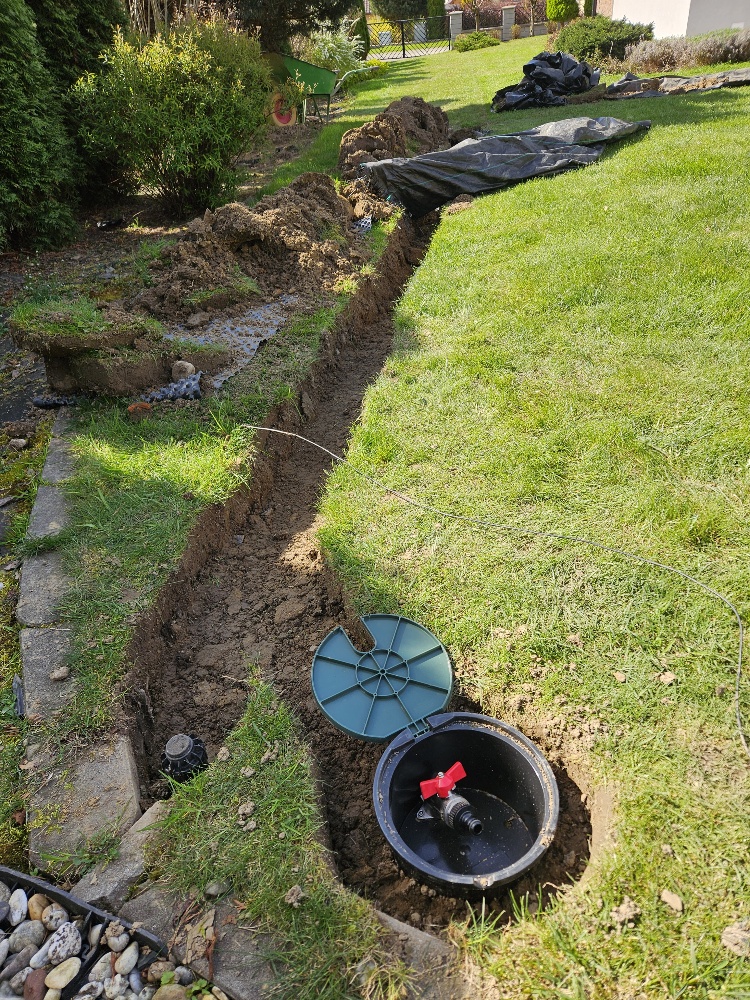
555 15 653 61
454 30 500 51
0 0 76 250
350 0 371 57
298 23 364 73
546 0 579 23
373 0 428 22
72 21 272 215
625 28 750 72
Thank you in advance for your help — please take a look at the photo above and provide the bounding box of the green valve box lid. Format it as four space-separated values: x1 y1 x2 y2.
311 614 453 742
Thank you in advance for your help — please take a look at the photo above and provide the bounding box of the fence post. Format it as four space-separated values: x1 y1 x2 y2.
449 10 463 44
501 5 515 40
401 20 406 57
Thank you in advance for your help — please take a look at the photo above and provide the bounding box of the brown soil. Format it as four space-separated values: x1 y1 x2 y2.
125 215 591 934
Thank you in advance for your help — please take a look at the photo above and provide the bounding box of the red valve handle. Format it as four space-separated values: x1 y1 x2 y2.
420 761 466 800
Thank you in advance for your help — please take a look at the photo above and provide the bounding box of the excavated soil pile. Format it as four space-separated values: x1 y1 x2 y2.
135 174 363 322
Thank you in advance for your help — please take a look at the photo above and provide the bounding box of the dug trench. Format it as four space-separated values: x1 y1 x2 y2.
121 208 593 933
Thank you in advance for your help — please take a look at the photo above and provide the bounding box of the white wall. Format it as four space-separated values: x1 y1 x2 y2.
611 0 691 37
686 0 747 34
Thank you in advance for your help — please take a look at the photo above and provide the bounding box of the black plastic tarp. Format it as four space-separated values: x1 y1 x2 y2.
360 116 650 217
492 51 601 112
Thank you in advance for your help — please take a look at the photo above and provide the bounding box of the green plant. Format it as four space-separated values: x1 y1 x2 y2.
350 0 371 57
0 0 77 251
233 0 354 51
298 22 364 74
555 15 653 61
454 30 500 51
72 21 272 214
427 0 446 38
625 27 750 71
546 0 579 24
372 0 428 24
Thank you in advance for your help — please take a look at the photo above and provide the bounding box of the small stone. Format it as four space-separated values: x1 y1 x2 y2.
104 924 129 954
185 313 209 329
661 844 674 856
210 989 227 1000
409 911 421 925
103 976 127 1000
48 666 70 683
10 969 32 996
0 941 8 966
145 964 174 987
171 361 196 380
88 925 103 950
87 954 113 983
284 885 304 908
114 943 139 977
9 922 46 953
613 671 627 683
8 891 28 926
127 974 142 996
26 898 49 924
722 919 750 957
8 440 28 451
151 988 186 1000
204 881 229 901
660 889 683 913
171 971 192 988
47 923 81 964
658 671 677 685
72 986 103 999
41 906 67 933
137 989 155 1000
43 992 60 1000
0 903 10 925
44 959 81 991
22 968 47 1000
0 883 11 903
1 949 36 983
215 747 230 763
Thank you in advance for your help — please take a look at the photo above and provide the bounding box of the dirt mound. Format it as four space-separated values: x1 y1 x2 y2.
338 97 449 182
136 174 360 321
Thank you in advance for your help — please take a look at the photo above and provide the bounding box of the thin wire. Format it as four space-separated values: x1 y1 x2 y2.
242 424 749 760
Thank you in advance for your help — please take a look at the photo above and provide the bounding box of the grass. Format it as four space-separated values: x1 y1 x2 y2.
316 69 750 997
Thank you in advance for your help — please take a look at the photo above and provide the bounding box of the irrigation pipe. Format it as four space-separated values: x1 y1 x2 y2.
242 424 749 760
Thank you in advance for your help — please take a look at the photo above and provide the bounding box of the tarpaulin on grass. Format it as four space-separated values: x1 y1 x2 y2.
359 116 650 217
492 51 600 112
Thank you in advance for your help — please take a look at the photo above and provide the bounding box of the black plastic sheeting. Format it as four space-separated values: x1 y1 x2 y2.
492 52 601 112
360 116 650 218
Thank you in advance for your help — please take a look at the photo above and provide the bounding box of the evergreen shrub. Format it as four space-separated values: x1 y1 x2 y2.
454 31 500 50
555 15 653 61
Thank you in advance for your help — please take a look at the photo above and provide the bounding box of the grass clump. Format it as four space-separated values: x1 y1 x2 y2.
318 83 750 994
454 32 501 52
10 296 163 355
149 673 406 1000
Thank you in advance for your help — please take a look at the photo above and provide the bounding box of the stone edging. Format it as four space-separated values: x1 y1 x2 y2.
19 411 142 867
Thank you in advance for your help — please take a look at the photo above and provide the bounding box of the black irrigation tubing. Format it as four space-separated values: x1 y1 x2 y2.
242 424 750 761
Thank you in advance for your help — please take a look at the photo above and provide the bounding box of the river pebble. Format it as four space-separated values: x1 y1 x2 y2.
9 922 46 954
8 893 27 928
1 948 35 983
0 887 10 905
42 991 60 1000
10 968 32 995
127 972 143 995
72 984 103 999
0 941 9 967
113 944 138 977
104 926 129 955
47 923 81 966
103 975 127 999
26 899 48 925
22 967 47 1000
88 925 103 951
44 958 81 991
29 941 51 971
40 908 66 935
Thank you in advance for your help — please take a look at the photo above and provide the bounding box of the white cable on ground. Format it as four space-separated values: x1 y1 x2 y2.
242 424 749 760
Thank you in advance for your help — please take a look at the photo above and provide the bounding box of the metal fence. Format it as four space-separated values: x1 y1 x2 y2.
368 16 451 59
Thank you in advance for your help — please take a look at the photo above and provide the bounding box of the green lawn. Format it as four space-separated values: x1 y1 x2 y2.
317 53 750 999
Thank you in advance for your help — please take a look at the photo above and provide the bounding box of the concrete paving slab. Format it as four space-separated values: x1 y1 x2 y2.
29 735 142 868
375 911 472 999
41 440 75 484
74 801 169 912
27 486 69 539
20 627 74 717
16 550 70 626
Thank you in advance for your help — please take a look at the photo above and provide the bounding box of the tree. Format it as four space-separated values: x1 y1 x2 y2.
547 0 579 23
233 0 354 50
24 0 126 92
455 0 496 31
372 0 428 23
0 0 76 249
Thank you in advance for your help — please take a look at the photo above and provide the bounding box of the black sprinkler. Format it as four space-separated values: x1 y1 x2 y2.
161 733 209 782
311 615 559 898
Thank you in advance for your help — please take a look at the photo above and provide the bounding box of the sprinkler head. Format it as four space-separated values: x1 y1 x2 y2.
161 733 209 782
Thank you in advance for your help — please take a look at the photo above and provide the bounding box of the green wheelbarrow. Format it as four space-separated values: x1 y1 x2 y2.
265 54 337 126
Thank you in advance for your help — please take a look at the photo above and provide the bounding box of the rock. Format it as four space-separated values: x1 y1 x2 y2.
171 970 192 988
22 968 47 1000
48 666 70 683
210 989 228 1000
44 959 81 991
103 977 127 1000
8 440 28 451
136 989 155 1000
0 940 9 966
87 955 113 983
0 988 16 1000
152 988 187 1000
114 944 138 977
9 923 46 954
104 924 129 954
144 963 174 986
127 973 143 995
43 992 60 1000
8 891 28 926
26 898 48 924
29 940 51 970
612 671 627 683
0 903 10 925
204 882 229 901
40 906 67 933
185 313 209 329
660 889 683 912
74 985 103 999
722 920 750 957
47 923 81 964
10 969 32 996
1 948 36 983
171 361 195 380
658 671 677 685
88 925 103 951
0 884 10 903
